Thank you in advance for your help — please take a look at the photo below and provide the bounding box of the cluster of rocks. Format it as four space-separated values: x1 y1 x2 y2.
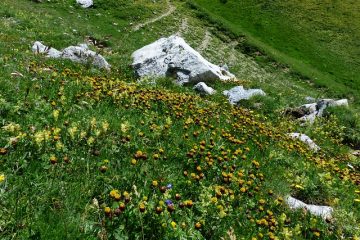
131 36 345 219
32 41 110 70
285 98 348 124
132 35 266 104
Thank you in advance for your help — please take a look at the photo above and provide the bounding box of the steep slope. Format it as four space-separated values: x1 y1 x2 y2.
0 0 359 239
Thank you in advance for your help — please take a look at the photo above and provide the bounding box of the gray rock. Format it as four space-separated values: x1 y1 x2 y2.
288 99 348 124
223 86 265 105
193 82 216 95
31 41 110 70
62 45 111 70
131 35 235 85
286 196 333 220
288 133 320 151
32 41 62 58
305 96 316 102
76 0 93 8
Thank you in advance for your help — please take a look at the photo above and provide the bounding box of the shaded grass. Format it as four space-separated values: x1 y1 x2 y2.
189 0 360 103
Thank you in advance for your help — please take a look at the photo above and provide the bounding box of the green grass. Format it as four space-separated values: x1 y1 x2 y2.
0 0 360 239
189 0 360 103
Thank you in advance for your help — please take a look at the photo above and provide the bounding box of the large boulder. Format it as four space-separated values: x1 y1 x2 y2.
286 196 333 220
131 35 235 85
289 133 320 151
193 82 216 95
31 41 110 70
76 0 93 8
223 86 265 105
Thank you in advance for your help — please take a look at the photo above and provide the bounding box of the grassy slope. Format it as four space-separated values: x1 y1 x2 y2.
190 0 360 102
0 0 359 239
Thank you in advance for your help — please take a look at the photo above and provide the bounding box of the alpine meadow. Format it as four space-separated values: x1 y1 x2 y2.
0 0 359 239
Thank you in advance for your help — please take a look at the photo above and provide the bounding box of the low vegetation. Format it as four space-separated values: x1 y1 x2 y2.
189 0 360 103
0 0 359 239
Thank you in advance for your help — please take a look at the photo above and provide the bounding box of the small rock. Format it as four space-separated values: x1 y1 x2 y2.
32 41 62 58
351 150 360 157
193 82 216 95
62 45 111 70
76 0 93 8
132 35 235 85
286 196 333 220
288 133 320 151
305 96 316 102
223 86 265 105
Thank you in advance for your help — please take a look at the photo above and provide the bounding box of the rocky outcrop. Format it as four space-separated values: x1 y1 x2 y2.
31 41 110 70
286 196 333 220
289 133 320 151
131 35 235 85
223 86 265 105
76 0 93 8
285 99 348 124
193 82 216 95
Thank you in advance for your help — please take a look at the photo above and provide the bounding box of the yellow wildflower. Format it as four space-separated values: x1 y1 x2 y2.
90 118 97 128
102 121 109 132
121 121 129 133
53 110 59 121
0 174 5 182
152 180 158 187
110 189 120 198
170 221 177 228
87 137 95 145
68 126 78 139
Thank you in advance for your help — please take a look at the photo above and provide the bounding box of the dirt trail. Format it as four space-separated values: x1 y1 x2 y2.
176 17 188 36
132 0 176 31
198 30 212 53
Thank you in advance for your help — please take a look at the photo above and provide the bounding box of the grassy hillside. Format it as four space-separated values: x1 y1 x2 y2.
190 0 360 102
0 0 359 239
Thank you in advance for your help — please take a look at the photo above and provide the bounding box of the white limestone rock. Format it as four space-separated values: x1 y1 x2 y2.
289 133 320 151
31 41 110 70
32 41 62 58
132 35 235 85
76 0 93 8
62 44 111 70
223 86 265 105
286 196 333 220
193 82 216 95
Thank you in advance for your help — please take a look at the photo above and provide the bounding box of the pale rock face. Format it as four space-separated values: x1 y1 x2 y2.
132 35 235 85
31 41 110 70
32 41 62 58
286 196 333 220
193 82 216 95
288 133 320 151
223 86 265 105
76 0 93 8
